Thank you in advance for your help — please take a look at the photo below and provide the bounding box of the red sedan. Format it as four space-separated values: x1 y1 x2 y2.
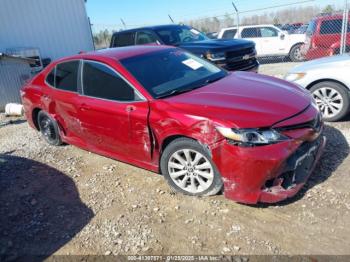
21 46 326 204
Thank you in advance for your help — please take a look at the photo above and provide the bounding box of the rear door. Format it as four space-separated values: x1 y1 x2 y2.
46 60 82 140
240 27 263 55
77 60 151 162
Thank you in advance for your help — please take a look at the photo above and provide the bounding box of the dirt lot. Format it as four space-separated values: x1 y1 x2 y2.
1 66 350 258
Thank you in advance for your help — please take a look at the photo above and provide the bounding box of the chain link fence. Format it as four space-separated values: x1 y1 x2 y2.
91 1 350 71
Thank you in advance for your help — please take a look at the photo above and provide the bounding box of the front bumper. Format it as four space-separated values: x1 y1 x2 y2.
211 126 325 204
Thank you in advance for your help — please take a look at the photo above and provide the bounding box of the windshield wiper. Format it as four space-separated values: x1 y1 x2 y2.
157 86 201 99
156 75 226 99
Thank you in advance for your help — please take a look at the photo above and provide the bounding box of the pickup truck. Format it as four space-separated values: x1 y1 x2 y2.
110 24 259 72
218 24 306 62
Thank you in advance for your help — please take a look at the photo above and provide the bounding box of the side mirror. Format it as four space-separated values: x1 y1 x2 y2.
280 33 285 40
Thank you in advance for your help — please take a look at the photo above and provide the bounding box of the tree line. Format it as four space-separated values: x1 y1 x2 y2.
93 4 338 48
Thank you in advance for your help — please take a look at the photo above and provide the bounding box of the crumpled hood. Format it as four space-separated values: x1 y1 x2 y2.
163 72 312 128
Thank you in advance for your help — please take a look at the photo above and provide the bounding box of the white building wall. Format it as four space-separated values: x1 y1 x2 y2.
0 0 94 60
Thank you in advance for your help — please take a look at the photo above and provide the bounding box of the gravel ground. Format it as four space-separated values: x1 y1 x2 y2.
1 111 350 258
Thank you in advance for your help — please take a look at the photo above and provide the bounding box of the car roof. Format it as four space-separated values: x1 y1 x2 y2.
112 24 190 35
221 24 278 30
58 45 175 63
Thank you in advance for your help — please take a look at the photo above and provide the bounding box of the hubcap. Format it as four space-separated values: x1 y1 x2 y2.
40 117 56 142
294 47 303 61
168 149 214 194
312 87 344 119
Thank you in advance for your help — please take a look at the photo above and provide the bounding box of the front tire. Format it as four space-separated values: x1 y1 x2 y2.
160 138 223 197
310 81 350 122
289 44 304 62
38 111 62 146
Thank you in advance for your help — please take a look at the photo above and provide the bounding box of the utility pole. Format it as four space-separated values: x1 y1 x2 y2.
232 2 240 37
120 19 126 30
168 14 175 24
340 0 349 54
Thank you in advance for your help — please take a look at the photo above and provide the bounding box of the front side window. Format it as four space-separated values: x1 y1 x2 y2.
82 61 140 101
241 28 259 38
222 29 237 39
136 31 158 45
113 32 135 47
55 61 79 92
121 49 227 99
260 27 278 37
155 26 208 45
320 19 343 34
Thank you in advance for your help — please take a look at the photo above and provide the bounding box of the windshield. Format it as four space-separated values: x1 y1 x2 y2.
155 26 209 45
120 49 227 99
306 20 317 36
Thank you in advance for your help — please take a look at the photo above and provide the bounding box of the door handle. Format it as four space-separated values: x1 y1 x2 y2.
125 105 136 112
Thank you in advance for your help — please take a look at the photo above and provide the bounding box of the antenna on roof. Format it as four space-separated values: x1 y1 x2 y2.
120 18 127 29
168 14 175 24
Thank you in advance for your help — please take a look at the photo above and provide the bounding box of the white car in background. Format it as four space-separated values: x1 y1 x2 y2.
218 24 305 62
285 54 350 121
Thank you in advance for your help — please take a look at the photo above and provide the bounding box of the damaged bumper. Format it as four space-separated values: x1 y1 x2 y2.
211 127 326 204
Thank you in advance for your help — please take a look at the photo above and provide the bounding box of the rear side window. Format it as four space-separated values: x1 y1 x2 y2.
55 61 79 92
82 61 140 101
222 29 237 39
136 31 158 45
320 19 343 34
112 32 135 47
241 28 259 38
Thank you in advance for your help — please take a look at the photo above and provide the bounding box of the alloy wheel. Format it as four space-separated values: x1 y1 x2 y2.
39 116 57 143
167 149 214 194
312 87 344 119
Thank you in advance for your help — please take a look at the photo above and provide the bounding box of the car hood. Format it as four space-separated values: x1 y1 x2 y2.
163 72 311 128
178 39 254 51
289 54 350 73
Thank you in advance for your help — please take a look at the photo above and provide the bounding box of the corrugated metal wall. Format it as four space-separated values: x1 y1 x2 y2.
0 59 32 111
0 0 94 61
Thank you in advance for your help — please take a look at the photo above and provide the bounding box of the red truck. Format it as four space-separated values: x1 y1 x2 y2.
302 14 350 60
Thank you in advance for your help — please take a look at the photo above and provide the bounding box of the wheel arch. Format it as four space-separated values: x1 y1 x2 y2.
305 78 349 91
32 107 42 130
289 42 304 55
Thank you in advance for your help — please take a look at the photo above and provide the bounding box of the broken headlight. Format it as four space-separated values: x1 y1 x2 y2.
216 127 289 146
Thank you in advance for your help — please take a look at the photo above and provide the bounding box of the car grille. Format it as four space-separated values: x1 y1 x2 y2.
224 47 257 71
276 113 322 133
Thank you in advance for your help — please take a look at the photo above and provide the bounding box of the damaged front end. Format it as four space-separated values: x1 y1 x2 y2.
211 107 326 204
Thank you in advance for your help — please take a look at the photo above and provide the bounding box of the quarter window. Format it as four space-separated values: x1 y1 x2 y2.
55 61 79 92
82 61 140 101
46 68 55 86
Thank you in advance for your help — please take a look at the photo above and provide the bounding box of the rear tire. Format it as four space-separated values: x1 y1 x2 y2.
289 44 304 62
160 138 223 197
310 81 350 122
38 111 62 146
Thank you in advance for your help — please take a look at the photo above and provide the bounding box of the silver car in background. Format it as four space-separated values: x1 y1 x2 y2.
285 54 350 121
